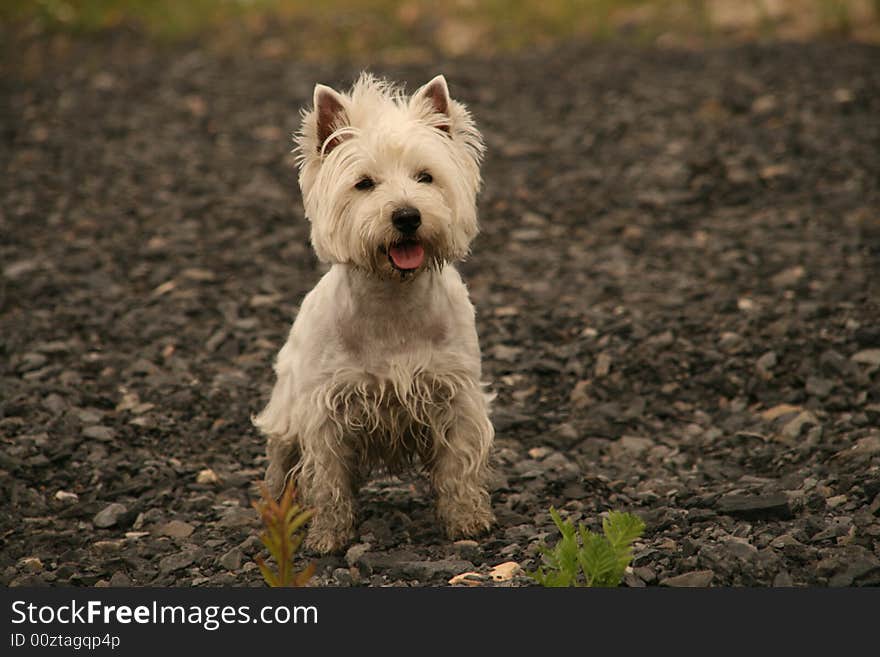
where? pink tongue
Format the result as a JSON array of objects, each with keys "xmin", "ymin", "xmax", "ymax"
[{"xmin": 389, "ymin": 242, "xmax": 425, "ymax": 270}]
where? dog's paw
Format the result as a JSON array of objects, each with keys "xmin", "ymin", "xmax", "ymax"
[
  {"xmin": 305, "ymin": 513, "xmax": 354, "ymax": 554},
  {"xmin": 440, "ymin": 496, "xmax": 494, "ymax": 539}
]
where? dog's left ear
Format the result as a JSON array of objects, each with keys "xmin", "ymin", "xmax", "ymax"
[
  {"xmin": 412, "ymin": 75, "xmax": 451, "ymax": 134},
  {"xmin": 313, "ymin": 84, "xmax": 349, "ymax": 155}
]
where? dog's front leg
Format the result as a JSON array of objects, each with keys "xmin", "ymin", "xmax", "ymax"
[
  {"xmin": 297, "ymin": 422, "xmax": 358, "ymax": 554},
  {"xmin": 431, "ymin": 385, "xmax": 495, "ymax": 539}
]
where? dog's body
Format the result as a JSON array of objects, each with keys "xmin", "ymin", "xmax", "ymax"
[{"xmin": 254, "ymin": 73, "xmax": 494, "ymax": 553}]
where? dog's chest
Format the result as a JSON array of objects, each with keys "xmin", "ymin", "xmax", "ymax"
[{"xmin": 326, "ymin": 370, "xmax": 458, "ymax": 443}]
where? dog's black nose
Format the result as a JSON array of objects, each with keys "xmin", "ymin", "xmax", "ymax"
[{"xmin": 391, "ymin": 207, "xmax": 421, "ymax": 235}]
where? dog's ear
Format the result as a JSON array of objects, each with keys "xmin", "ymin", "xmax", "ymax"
[
  {"xmin": 313, "ymin": 84, "xmax": 349, "ymax": 155},
  {"xmin": 412, "ymin": 75, "xmax": 451, "ymax": 134}
]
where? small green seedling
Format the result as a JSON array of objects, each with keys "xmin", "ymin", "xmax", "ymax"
[
  {"xmin": 252, "ymin": 483, "xmax": 315, "ymax": 587},
  {"xmin": 530, "ymin": 508, "xmax": 645, "ymax": 587}
]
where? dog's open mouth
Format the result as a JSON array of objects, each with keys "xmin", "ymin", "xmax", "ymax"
[{"xmin": 387, "ymin": 239, "xmax": 425, "ymax": 272}]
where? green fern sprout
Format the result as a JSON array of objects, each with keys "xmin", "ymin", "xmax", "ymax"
[
  {"xmin": 530, "ymin": 508, "xmax": 645, "ymax": 587},
  {"xmin": 252, "ymin": 483, "xmax": 315, "ymax": 587}
]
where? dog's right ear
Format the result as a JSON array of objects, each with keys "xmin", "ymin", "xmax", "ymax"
[{"xmin": 313, "ymin": 84, "xmax": 348, "ymax": 156}]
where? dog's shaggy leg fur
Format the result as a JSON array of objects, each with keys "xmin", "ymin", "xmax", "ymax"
[
  {"xmin": 431, "ymin": 385, "xmax": 495, "ymax": 538},
  {"xmin": 296, "ymin": 424, "xmax": 359, "ymax": 553}
]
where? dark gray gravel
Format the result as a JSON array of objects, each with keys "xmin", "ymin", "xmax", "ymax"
[{"xmin": 2, "ymin": 36, "xmax": 879, "ymax": 587}]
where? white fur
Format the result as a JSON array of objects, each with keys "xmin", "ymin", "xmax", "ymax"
[{"xmin": 254, "ymin": 73, "xmax": 494, "ymax": 553}]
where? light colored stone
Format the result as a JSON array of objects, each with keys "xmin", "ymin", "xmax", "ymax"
[
  {"xmin": 449, "ymin": 572, "xmax": 485, "ymax": 586},
  {"xmin": 158, "ymin": 550, "xmax": 197, "ymax": 574},
  {"xmin": 852, "ymin": 349, "xmax": 880, "ymax": 366},
  {"xmin": 82, "ymin": 425, "xmax": 115, "ymax": 441},
  {"xmin": 826, "ymin": 495, "xmax": 848, "ymax": 509},
  {"xmin": 196, "ymin": 469, "xmax": 220, "ymax": 484},
  {"xmin": 594, "ymin": 352, "xmax": 612, "ymax": 377},
  {"xmin": 157, "ymin": 520, "xmax": 195, "ymax": 539},
  {"xmin": 218, "ymin": 548, "xmax": 243, "ymax": 571},
  {"xmin": 781, "ymin": 411, "xmax": 820, "ymax": 439},
  {"xmin": 54, "ymin": 490, "xmax": 79, "ymax": 503},
  {"xmin": 618, "ymin": 435, "xmax": 654, "ymax": 455},
  {"xmin": 19, "ymin": 557, "xmax": 43, "ymax": 573},
  {"xmin": 93, "ymin": 503, "xmax": 127, "ymax": 528},
  {"xmin": 489, "ymin": 561, "xmax": 521, "ymax": 582},
  {"xmin": 660, "ymin": 569, "xmax": 714, "ymax": 587},
  {"xmin": 93, "ymin": 540, "xmax": 124, "ymax": 554},
  {"xmin": 760, "ymin": 404, "xmax": 802, "ymax": 422}
]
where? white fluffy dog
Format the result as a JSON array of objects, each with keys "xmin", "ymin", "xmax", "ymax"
[{"xmin": 254, "ymin": 73, "xmax": 495, "ymax": 553}]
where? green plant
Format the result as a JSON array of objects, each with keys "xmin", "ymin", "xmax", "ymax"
[
  {"xmin": 530, "ymin": 508, "xmax": 645, "ymax": 587},
  {"xmin": 252, "ymin": 483, "xmax": 315, "ymax": 587}
]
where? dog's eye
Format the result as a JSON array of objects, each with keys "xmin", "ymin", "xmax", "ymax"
[
  {"xmin": 416, "ymin": 171, "xmax": 433, "ymax": 184},
  {"xmin": 355, "ymin": 177, "xmax": 375, "ymax": 191}
]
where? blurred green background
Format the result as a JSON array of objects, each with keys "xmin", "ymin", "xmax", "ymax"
[{"xmin": 3, "ymin": 0, "xmax": 879, "ymax": 59}]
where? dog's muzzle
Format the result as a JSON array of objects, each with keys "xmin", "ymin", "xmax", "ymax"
[{"xmin": 387, "ymin": 207, "xmax": 425, "ymax": 272}]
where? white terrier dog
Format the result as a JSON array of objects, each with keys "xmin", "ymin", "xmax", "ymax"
[{"xmin": 254, "ymin": 73, "xmax": 494, "ymax": 553}]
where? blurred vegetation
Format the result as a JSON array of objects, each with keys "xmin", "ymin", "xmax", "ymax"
[{"xmin": 2, "ymin": 0, "xmax": 878, "ymax": 58}]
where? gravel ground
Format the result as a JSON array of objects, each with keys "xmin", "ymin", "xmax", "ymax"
[{"xmin": 2, "ymin": 38, "xmax": 879, "ymax": 587}]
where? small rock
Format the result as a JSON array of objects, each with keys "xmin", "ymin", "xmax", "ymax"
[
  {"xmin": 594, "ymin": 352, "xmax": 612, "ymax": 377},
  {"xmin": 718, "ymin": 332, "xmax": 746, "ymax": 353},
  {"xmin": 4, "ymin": 258, "xmax": 42, "ymax": 279},
  {"xmin": 399, "ymin": 560, "xmax": 473, "ymax": 580},
  {"xmin": 82, "ymin": 425, "xmax": 116, "ymax": 442},
  {"xmin": 217, "ymin": 506, "xmax": 255, "ymax": 528},
  {"xmin": 616, "ymin": 435, "xmax": 653, "ymax": 456},
  {"xmin": 633, "ymin": 566, "xmax": 656, "ymax": 584},
  {"xmin": 623, "ymin": 569, "xmax": 646, "ymax": 587},
  {"xmin": 770, "ymin": 534, "xmax": 803, "ymax": 550},
  {"xmin": 449, "ymin": 571, "xmax": 485, "ymax": 586},
  {"xmin": 569, "ymin": 380, "xmax": 592, "ymax": 408},
  {"xmin": 773, "ymin": 571, "xmax": 793, "ymax": 587},
  {"xmin": 196, "ymin": 469, "xmax": 220, "ymax": 485},
  {"xmin": 19, "ymin": 557, "xmax": 43, "ymax": 573},
  {"xmin": 759, "ymin": 163, "xmax": 791, "ymax": 180},
  {"xmin": 157, "ymin": 520, "xmax": 195, "ymax": 539},
  {"xmin": 345, "ymin": 543, "xmax": 371, "ymax": 568},
  {"xmin": 760, "ymin": 404, "xmax": 801, "ymax": 422},
  {"xmin": 54, "ymin": 490, "xmax": 79, "ymax": 504},
  {"xmin": 527, "ymin": 447, "xmax": 553, "ymax": 460},
  {"xmin": 110, "ymin": 571, "xmax": 132, "ymax": 587},
  {"xmin": 491, "ymin": 344, "xmax": 523, "ymax": 361},
  {"xmin": 489, "ymin": 561, "xmax": 521, "ymax": 582},
  {"xmin": 805, "ymin": 376, "xmax": 834, "ymax": 397},
  {"xmin": 723, "ymin": 538, "xmax": 757, "ymax": 559},
  {"xmin": 833, "ymin": 88, "xmax": 854, "ymax": 104},
  {"xmin": 660, "ymin": 569, "xmax": 714, "ymax": 587},
  {"xmin": 716, "ymin": 493, "xmax": 792, "ymax": 520},
  {"xmin": 218, "ymin": 548, "xmax": 242, "ymax": 571},
  {"xmin": 17, "ymin": 352, "xmax": 48, "ymax": 372},
  {"xmin": 751, "ymin": 94, "xmax": 777, "ymax": 114},
  {"xmin": 94, "ymin": 503, "xmax": 128, "ymax": 528},
  {"xmin": 43, "ymin": 393, "xmax": 67, "ymax": 415},
  {"xmin": 453, "ymin": 539, "xmax": 481, "ymax": 561},
  {"xmin": 781, "ymin": 411, "xmax": 819, "ymax": 440},
  {"xmin": 826, "ymin": 495, "xmax": 847, "ymax": 509},
  {"xmin": 836, "ymin": 435, "xmax": 880, "ymax": 459},
  {"xmin": 852, "ymin": 349, "xmax": 880, "ymax": 366},
  {"xmin": 93, "ymin": 540, "xmax": 124, "ymax": 554},
  {"xmin": 737, "ymin": 297, "xmax": 757, "ymax": 312},
  {"xmin": 332, "ymin": 568, "xmax": 354, "ymax": 586},
  {"xmin": 158, "ymin": 550, "xmax": 198, "ymax": 574},
  {"xmin": 756, "ymin": 351, "xmax": 777, "ymax": 378},
  {"xmin": 553, "ymin": 423, "xmax": 579, "ymax": 444},
  {"xmin": 771, "ymin": 265, "xmax": 805, "ymax": 288}
]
